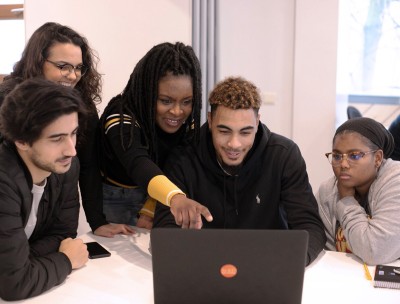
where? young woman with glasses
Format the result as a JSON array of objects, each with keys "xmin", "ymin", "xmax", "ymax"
[
  {"xmin": 98, "ymin": 42, "xmax": 212, "ymax": 230},
  {"xmin": 0, "ymin": 22, "xmax": 134, "ymax": 238},
  {"xmin": 316, "ymin": 117, "xmax": 400, "ymax": 265}
]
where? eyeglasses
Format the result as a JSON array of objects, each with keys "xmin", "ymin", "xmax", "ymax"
[
  {"xmin": 325, "ymin": 150, "xmax": 378, "ymax": 167},
  {"xmin": 45, "ymin": 59, "xmax": 88, "ymax": 77}
]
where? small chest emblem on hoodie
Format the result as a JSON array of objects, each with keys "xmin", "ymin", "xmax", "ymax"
[{"xmin": 256, "ymin": 194, "xmax": 261, "ymax": 204}]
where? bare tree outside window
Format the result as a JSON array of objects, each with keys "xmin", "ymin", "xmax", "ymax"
[{"xmin": 338, "ymin": 0, "xmax": 400, "ymax": 96}]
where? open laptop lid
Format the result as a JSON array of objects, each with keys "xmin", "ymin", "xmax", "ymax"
[{"xmin": 151, "ymin": 229, "xmax": 308, "ymax": 304}]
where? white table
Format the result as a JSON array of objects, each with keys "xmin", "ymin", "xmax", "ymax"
[
  {"xmin": 303, "ymin": 250, "xmax": 400, "ymax": 304},
  {"xmin": 2, "ymin": 228, "xmax": 399, "ymax": 304}
]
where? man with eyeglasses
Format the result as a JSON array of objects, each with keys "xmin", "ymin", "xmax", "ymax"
[
  {"xmin": 154, "ymin": 76, "xmax": 326, "ymax": 266},
  {"xmin": 317, "ymin": 117, "xmax": 400, "ymax": 265}
]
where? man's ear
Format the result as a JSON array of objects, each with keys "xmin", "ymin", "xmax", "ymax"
[{"xmin": 15, "ymin": 140, "xmax": 29, "ymax": 151}]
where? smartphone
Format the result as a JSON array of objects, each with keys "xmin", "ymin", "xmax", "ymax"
[
  {"xmin": 394, "ymin": 267, "xmax": 400, "ymax": 275},
  {"xmin": 86, "ymin": 241, "xmax": 111, "ymax": 259}
]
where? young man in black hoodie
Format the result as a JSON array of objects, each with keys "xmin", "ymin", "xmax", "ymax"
[
  {"xmin": 154, "ymin": 76, "xmax": 326, "ymax": 265},
  {"xmin": 0, "ymin": 79, "xmax": 89, "ymax": 300}
]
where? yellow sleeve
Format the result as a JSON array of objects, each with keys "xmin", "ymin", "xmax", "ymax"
[
  {"xmin": 138, "ymin": 197, "xmax": 157, "ymax": 218},
  {"xmin": 147, "ymin": 175, "xmax": 185, "ymax": 207}
]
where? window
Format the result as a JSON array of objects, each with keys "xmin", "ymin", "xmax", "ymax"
[
  {"xmin": 0, "ymin": 1, "xmax": 24, "ymax": 78},
  {"xmin": 337, "ymin": 0, "xmax": 400, "ymax": 126}
]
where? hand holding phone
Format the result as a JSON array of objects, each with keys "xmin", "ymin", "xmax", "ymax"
[{"xmin": 86, "ymin": 242, "xmax": 111, "ymax": 259}]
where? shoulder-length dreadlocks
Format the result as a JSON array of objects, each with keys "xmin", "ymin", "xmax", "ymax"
[{"xmin": 109, "ymin": 42, "xmax": 202, "ymax": 162}]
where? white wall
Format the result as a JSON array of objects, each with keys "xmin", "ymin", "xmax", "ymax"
[
  {"xmin": 218, "ymin": 0, "xmax": 295, "ymax": 139},
  {"xmin": 292, "ymin": 0, "xmax": 338, "ymax": 191},
  {"xmin": 218, "ymin": 0, "xmax": 338, "ymax": 191},
  {"xmin": 24, "ymin": 0, "xmax": 192, "ymax": 114},
  {"xmin": 24, "ymin": 0, "xmax": 338, "ymax": 193}
]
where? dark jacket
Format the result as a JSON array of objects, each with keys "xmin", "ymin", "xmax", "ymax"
[
  {"xmin": 154, "ymin": 123, "xmax": 326, "ymax": 265},
  {"xmin": 0, "ymin": 78, "xmax": 106, "ymax": 231},
  {"xmin": 0, "ymin": 142, "xmax": 80, "ymax": 301},
  {"xmin": 77, "ymin": 111, "xmax": 107, "ymax": 231},
  {"xmin": 389, "ymin": 114, "xmax": 400, "ymax": 161}
]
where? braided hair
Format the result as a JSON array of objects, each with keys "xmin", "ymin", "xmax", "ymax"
[{"xmin": 106, "ymin": 42, "xmax": 202, "ymax": 161}]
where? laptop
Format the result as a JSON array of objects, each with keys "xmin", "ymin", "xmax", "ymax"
[{"xmin": 151, "ymin": 229, "xmax": 309, "ymax": 304}]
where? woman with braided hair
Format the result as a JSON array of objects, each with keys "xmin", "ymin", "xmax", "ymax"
[
  {"xmin": 316, "ymin": 117, "xmax": 400, "ymax": 265},
  {"xmin": 99, "ymin": 42, "xmax": 212, "ymax": 229}
]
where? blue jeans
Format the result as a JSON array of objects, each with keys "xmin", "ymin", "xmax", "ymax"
[{"xmin": 103, "ymin": 183, "xmax": 148, "ymax": 226}]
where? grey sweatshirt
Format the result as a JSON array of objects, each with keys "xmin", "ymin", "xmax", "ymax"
[{"xmin": 316, "ymin": 158, "xmax": 400, "ymax": 265}]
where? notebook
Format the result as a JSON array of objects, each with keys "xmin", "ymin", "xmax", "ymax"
[
  {"xmin": 374, "ymin": 265, "xmax": 400, "ymax": 289},
  {"xmin": 151, "ymin": 229, "xmax": 309, "ymax": 304}
]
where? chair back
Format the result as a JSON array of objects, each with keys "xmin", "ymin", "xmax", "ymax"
[{"xmin": 347, "ymin": 105, "xmax": 362, "ymax": 119}]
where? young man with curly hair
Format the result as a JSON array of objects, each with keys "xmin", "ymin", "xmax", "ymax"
[{"xmin": 154, "ymin": 76, "xmax": 326, "ymax": 265}]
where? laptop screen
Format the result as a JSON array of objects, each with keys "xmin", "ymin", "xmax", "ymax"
[{"xmin": 151, "ymin": 229, "xmax": 308, "ymax": 304}]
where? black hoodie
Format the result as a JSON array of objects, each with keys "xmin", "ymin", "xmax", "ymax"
[{"xmin": 154, "ymin": 122, "xmax": 326, "ymax": 265}]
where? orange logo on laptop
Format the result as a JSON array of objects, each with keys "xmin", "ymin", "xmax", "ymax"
[{"xmin": 220, "ymin": 264, "xmax": 238, "ymax": 278}]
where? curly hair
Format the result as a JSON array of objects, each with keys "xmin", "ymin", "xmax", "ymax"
[
  {"xmin": 102, "ymin": 42, "xmax": 202, "ymax": 161},
  {"xmin": 6, "ymin": 22, "xmax": 102, "ymax": 113},
  {"xmin": 209, "ymin": 76, "xmax": 261, "ymax": 115}
]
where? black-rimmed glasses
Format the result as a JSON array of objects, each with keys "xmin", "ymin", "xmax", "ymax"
[
  {"xmin": 325, "ymin": 150, "xmax": 378, "ymax": 167},
  {"xmin": 45, "ymin": 59, "xmax": 88, "ymax": 77}
]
